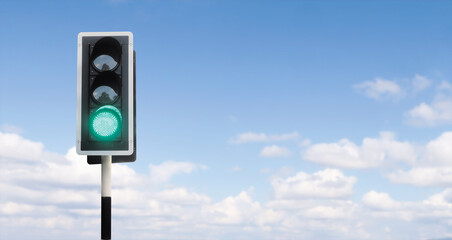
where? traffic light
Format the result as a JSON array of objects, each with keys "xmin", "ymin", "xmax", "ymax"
[{"xmin": 76, "ymin": 32, "xmax": 135, "ymax": 160}]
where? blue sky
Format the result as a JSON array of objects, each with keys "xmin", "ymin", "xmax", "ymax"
[{"xmin": 1, "ymin": 0, "xmax": 452, "ymax": 239}]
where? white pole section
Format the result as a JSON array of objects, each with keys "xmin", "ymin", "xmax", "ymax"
[
  {"xmin": 101, "ymin": 155, "xmax": 112, "ymax": 196},
  {"xmin": 101, "ymin": 155, "xmax": 112, "ymax": 240}
]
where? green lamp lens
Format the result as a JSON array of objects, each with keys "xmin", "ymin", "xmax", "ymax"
[{"xmin": 89, "ymin": 105, "xmax": 122, "ymax": 141}]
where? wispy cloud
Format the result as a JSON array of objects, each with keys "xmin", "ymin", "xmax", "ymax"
[
  {"xmin": 412, "ymin": 74, "xmax": 431, "ymax": 93},
  {"xmin": 1, "ymin": 124, "xmax": 24, "ymax": 134},
  {"xmin": 149, "ymin": 161, "xmax": 206, "ymax": 183},
  {"xmin": 260, "ymin": 145, "xmax": 291, "ymax": 158},
  {"xmin": 354, "ymin": 74, "xmax": 432, "ymax": 100},
  {"xmin": 354, "ymin": 78, "xmax": 404, "ymax": 100},
  {"xmin": 437, "ymin": 80, "xmax": 452, "ymax": 91},
  {"xmin": 228, "ymin": 115, "xmax": 238, "ymax": 123},
  {"xmin": 228, "ymin": 166, "xmax": 243, "ymax": 172}
]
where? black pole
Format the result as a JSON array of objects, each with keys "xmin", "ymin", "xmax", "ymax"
[{"xmin": 101, "ymin": 197, "xmax": 111, "ymax": 239}]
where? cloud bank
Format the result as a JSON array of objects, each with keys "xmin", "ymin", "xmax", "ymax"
[{"xmin": 1, "ymin": 131, "xmax": 451, "ymax": 239}]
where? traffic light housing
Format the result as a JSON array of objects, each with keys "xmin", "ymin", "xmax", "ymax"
[{"xmin": 77, "ymin": 32, "xmax": 135, "ymax": 160}]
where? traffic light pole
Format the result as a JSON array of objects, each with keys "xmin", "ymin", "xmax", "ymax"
[
  {"xmin": 77, "ymin": 32, "xmax": 135, "ymax": 240},
  {"xmin": 101, "ymin": 155, "xmax": 112, "ymax": 240}
]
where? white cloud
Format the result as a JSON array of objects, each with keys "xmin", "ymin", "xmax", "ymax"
[
  {"xmin": 362, "ymin": 191, "xmax": 402, "ymax": 210},
  {"xmin": 303, "ymin": 204, "xmax": 356, "ymax": 219},
  {"xmin": 407, "ymin": 102, "xmax": 439, "ymax": 125},
  {"xmin": 0, "ymin": 132, "xmax": 44, "ymax": 161},
  {"xmin": 303, "ymin": 132, "xmax": 417, "ymax": 169},
  {"xmin": 271, "ymin": 169, "xmax": 357, "ymax": 199},
  {"xmin": 202, "ymin": 190, "xmax": 261, "ymax": 225},
  {"xmin": 407, "ymin": 96, "xmax": 452, "ymax": 126},
  {"xmin": 155, "ymin": 188, "xmax": 211, "ymax": 206},
  {"xmin": 424, "ymin": 131, "xmax": 452, "ymax": 166},
  {"xmin": 0, "ymin": 146, "xmax": 142, "ymax": 192},
  {"xmin": 424, "ymin": 188, "xmax": 452, "ymax": 206},
  {"xmin": 403, "ymin": 75, "xmax": 452, "ymax": 126},
  {"xmin": 264, "ymin": 198, "xmax": 362, "ymax": 236},
  {"xmin": 387, "ymin": 167, "xmax": 452, "ymax": 187},
  {"xmin": 354, "ymin": 78, "xmax": 404, "ymax": 100},
  {"xmin": 360, "ymin": 189, "xmax": 452, "ymax": 223},
  {"xmin": 229, "ymin": 132, "xmax": 299, "ymax": 144},
  {"xmin": 384, "ymin": 131, "xmax": 452, "ymax": 187},
  {"xmin": 303, "ymin": 131, "xmax": 452, "ymax": 187},
  {"xmin": 260, "ymin": 145, "xmax": 291, "ymax": 158},
  {"xmin": 0, "ymin": 202, "xmax": 36, "ymax": 215},
  {"xmin": 148, "ymin": 161, "xmax": 201, "ymax": 183}
]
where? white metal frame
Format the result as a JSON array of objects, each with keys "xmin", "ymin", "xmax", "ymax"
[{"xmin": 76, "ymin": 32, "xmax": 134, "ymax": 156}]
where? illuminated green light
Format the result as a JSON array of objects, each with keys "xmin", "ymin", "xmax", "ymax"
[{"xmin": 89, "ymin": 105, "xmax": 122, "ymax": 141}]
